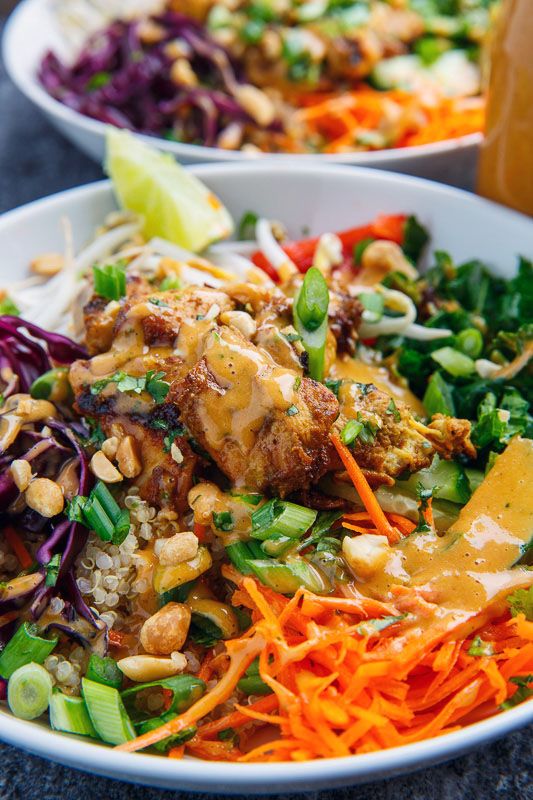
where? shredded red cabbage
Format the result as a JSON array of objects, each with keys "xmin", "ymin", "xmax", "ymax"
[{"xmin": 38, "ymin": 12, "xmax": 280, "ymax": 147}]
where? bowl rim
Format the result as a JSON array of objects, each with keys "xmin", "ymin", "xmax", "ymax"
[
  {"xmin": 0, "ymin": 168, "xmax": 531, "ymax": 790},
  {"xmin": 2, "ymin": 0, "xmax": 483, "ymax": 166}
]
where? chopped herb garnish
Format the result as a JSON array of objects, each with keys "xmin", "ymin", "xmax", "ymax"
[
  {"xmin": 507, "ymin": 586, "xmax": 533, "ymax": 621},
  {"xmin": 324, "ymin": 378, "xmax": 342, "ymax": 397},
  {"xmin": 386, "ymin": 398, "xmax": 401, "ymax": 422},
  {"xmin": 86, "ymin": 71, "xmax": 111, "ymax": 91},
  {"xmin": 413, "ymin": 484, "xmax": 433, "ymax": 534},
  {"xmin": 500, "ymin": 675, "xmax": 533, "ymax": 710},
  {"xmin": 467, "ymin": 636, "xmax": 494, "ymax": 657},
  {"xmin": 213, "ymin": 511, "xmax": 234, "ymax": 532},
  {"xmin": 286, "ymin": 404, "xmax": 299, "ymax": 416},
  {"xmin": 282, "ymin": 331, "xmax": 303, "ymax": 344},
  {"xmin": 44, "ymin": 554, "xmax": 61, "ymax": 587},
  {"xmin": 148, "ymin": 297, "xmax": 170, "ymax": 307},
  {"xmin": 218, "ymin": 727, "xmax": 239, "ymax": 743},
  {"xmin": 91, "ymin": 370, "xmax": 169, "ymax": 404}
]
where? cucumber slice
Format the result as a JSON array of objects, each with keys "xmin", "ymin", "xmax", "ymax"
[{"xmin": 398, "ymin": 456, "xmax": 471, "ymax": 505}]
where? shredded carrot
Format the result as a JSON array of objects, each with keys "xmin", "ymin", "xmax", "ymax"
[
  {"xmin": 4, "ymin": 526, "xmax": 33, "ymax": 569},
  {"xmin": 330, "ymin": 434, "xmax": 400, "ymax": 544},
  {"xmin": 167, "ymin": 745, "xmax": 185, "ymax": 759},
  {"xmin": 196, "ymin": 695, "xmax": 280, "ymax": 740}
]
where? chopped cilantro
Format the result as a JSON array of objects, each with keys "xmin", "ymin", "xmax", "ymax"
[
  {"xmin": 467, "ymin": 635, "xmax": 494, "ymax": 657},
  {"xmin": 213, "ymin": 511, "xmax": 234, "ymax": 532},
  {"xmin": 413, "ymin": 484, "xmax": 433, "ymax": 533},
  {"xmin": 507, "ymin": 586, "xmax": 533, "ymax": 621},
  {"xmin": 324, "ymin": 378, "xmax": 342, "ymax": 397},
  {"xmin": 148, "ymin": 297, "xmax": 170, "ymax": 307},
  {"xmin": 282, "ymin": 331, "xmax": 303, "ymax": 344},
  {"xmin": 386, "ymin": 398, "xmax": 401, "ymax": 422},
  {"xmin": 91, "ymin": 370, "xmax": 169, "ymax": 404},
  {"xmin": 500, "ymin": 675, "xmax": 533, "ymax": 710}
]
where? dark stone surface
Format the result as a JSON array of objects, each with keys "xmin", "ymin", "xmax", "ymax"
[{"xmin": 0, "ymin": 13, "xmax": 532, "ymax": 800}]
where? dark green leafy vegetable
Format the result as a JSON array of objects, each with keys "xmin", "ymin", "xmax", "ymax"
[
  {"xmin": 500, "ymin": 675, "xmax": 533, "ymax": 710},
  {"xmin": 402, "ymin": 216, "xmax": 429, "ymax": 262}
]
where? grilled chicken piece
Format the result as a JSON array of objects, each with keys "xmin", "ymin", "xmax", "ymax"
[
  {"xmin": 170, "ymin": 325, "xmax": 339, "ymax": 496},
  {"xmin": 332, "ymin": 381, "xmax": 474, "ymax": 487},
  {"xmin": 334, "ymin": 381, "xmax": 434, "ymax": 486},
  {"xmin": 84, "ymin": 275, "xmax": 152, "ymax": 355}
]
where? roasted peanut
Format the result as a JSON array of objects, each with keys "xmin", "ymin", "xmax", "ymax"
[
  {"xmin": 10, "ymin": 459, "xmax": 32, "ymax": 491},
  {"xmin": 233, "ymin": 84, "xmax": 276, "ymax": 127},
  {"xmin": 90, "ymin": 451, "xmax": 123, "ymax": 483},
  {"xmin": 25, "ymin": 478, "xmax": 64, "ymax": 518},
  {"xmin": 30, "ymin": 253, "xmax": 65, "ymax": 277},
  {"xmin": 159, "ymin": 532, "xmax": 199, "ymax": 567},
  {"xmin": 220, "ymin": 310, "xmax": 257, "ymax": 338},
  {"xmin": 170, "ymin": 58, "xmax": 198, "ymax": 87},
  {"xmin": 116, "ymin": 435, "xmax": 142, "ymax": 478},
  {"xmin": 361, "ymin": 240, "xmax": 419, "ymax": 282},
  {"xmin": 140, "ymin": 602, "xmax": 192, "ymax": 655},
  {"xmin": 117, "ymin": 654, "xmax": 185, "ymax": 682},
  {"xmin": 101, "ymin": 436, "xmax": 119, "ymax": 460}
]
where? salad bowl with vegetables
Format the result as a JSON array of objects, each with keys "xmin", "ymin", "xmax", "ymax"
[
  {"xmin": 0, "ymin": 142, "xmax": 531, "ymax": 791},
  {"xmin": 4, "ymin": 0, "xmax": 487, "ymax": 184}
]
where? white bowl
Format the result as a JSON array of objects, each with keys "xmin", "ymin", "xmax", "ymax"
[
  {"xmin": 0, "ymin": 163, "xmax": 531, "ymax": 791},
  {"xmin": 3, "ymin": 0, "xmax": 482, "ymax": 187}
]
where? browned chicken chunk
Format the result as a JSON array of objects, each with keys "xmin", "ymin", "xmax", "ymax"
[{"xmin": 170, "ymin": 325, "xmax": 339, "ymax": 496}]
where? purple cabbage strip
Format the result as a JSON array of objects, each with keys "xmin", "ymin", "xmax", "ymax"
[{"xmin": 37, "ymin": 12, "xmax": 277, "ymax": 145}]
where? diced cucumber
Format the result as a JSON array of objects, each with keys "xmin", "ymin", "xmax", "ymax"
[
  {"xmin": 370, "ymin": 55, "xmax": 424, "ymax": 90},
  {"xmin": 398, "ymin": 456, "xmax": 471, "ymax": 505}
]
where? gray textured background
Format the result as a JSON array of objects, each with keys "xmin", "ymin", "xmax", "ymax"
[{"xmin": 0, "ymin": 13, "xmax": 532, "ymax": 800}]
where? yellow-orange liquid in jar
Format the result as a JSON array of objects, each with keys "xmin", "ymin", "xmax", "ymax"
[{"xmin": 477, "ymin": 0, "xmax": 533, "ymax": 216}]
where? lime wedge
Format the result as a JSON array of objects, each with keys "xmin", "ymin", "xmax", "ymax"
[{"xmin": 105, "ymin": 128, "xmax": 234, "ymax": 252}]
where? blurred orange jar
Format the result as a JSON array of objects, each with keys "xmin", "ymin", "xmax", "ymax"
[{"xmin": 477, "ymin": 0, "xmax": 533, "ymax": 216}]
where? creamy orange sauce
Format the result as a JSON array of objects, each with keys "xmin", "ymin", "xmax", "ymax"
[
  {"xmin": 331, "ymin": 355, "xmax": 426, "ymax": 416},
  {"xmin": 361, "ymin": 437, "xmax": 533, "ymax": 616},
  {"xmin": 188, "ymin": 481, "xmax": 253, "ymax": 539},
  {"xmin": 199, "ymin": 327, "xmax": 299, "ymax": 452}
]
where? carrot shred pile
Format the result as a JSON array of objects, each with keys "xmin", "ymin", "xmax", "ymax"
[
  {"xmin": 291, "ymin": 88, "xmax": 484, "ymax": 155},
  {"xmin": 116, "ymin": 573, "xmax": 532, "ymax": 760}
]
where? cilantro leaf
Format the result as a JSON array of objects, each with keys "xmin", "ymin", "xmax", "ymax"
[
  {"xmin": 500, "ymin": 674, "xmax": 533, "ymax": 710},
  {"xmin": 507, "ymin": 586, "xmax": 533, "ymax": 621},
  {"xmin": 44, "ymin": 554, "xmax": 61, "ymax": 587},
  {"xmin": 356, "ymin": 614, "xmax": 407, "ymax": 637},
  {"xmin": 467, "ymin": 635, "xmax": 494, "ymax": 657},
  {"xmin": 213, "ymin": 511, "xmax": 234, "ymax": 531}
]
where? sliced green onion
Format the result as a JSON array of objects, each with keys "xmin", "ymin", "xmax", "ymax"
[
  {"xmin": 82, "ymin": 496, "xmax": 115, "ymax": 542},
  {"xmin": 340, "ymin": 419, "xmax": 364, "ymax": 446},
  {"xmin": 431, "ymin": 346, "xmax": 475, "ymax": 377},
  {"xmin": 0, "ymin": 296, "xmax": 20, "ymax": 316},
  {"xmin": 81, "ymin": 678, "xmax": 135, "ymax": 745},
  {"xmin": 423, "ymin": 371, "xmax": 455, "ymax": 416},
  {"xmin": 225, "ymin": 541, "xmax": 259, "ymax": 574},
  {"xmin": 238, "ymin": 210, "xmax": 259, "ymax": 240},
  {"xmin": 358, "ymin": 292, "xmax": 384, "ymax": 322},
  {"xmin": 456, "ymin": 327, "xmax": 483, "ymax": 359},
  {"xmin": 91, "ymin": 481, "xmax": 121, "ymax": 523},
  {"xmin": 212, "ymin": 511, "xmax": 234, "ymax": 531},
  {"xmin": 30, "ymin": 367, "xmax": 71, "ymax": 402},
  {"xmin": 0, "ymin": 622, "xmax": 58, "ymax": 679},
  {"xmin": 50, "ymin": 692, "xmax": 97, "ymax": 737},
  {"xmin": 8, "ymin": 663, "xmax": 53, "ymax": 720},
  {"xmin": 248, "ymin": 557, "xmax": 330, "ymax": 595},
  {"xmin": 121, "ymin": 675, "xmax": 205, "ymax": 721},
  {"xmin": 251, "ymin": 499, "xmax": 317, "ymax": 541},
  {"xmin": 92, "ymin": 262, "xmax": 127, "ymax": 301},
  {"xmin": 86, "ymin": 654, "xmax": 123, "ymax": 689},
  {"xmin": 260, "ymin": 533, "xmax": 294, "ymax": 557},
  {"xmin": 295, "ymin": 314, "xmax": 328, "ymax": 382},
  {"xmin": 295, "ymin": 267, "xmax": 329, "ymax": 332}
]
